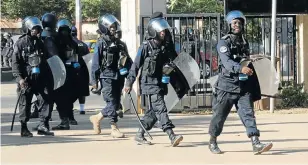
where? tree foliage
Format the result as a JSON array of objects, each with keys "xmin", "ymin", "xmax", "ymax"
[
  {"xmin": 68, "ymin": 0, "xmax": 121, "ymax": 21},
  {"xmin": 1, "ymin": 0, "xmax": 72, "ymax": 20},
  {"xmin": 168, "ymin": 0, "xmax": 224, "ymax": 14},
  {"xmin": 1, "ymin": 0, "xmax": 222, "ymax": 21},
  {"xmin": 1, "ymin": 0, "xmax": 121, "ymax": 21}
]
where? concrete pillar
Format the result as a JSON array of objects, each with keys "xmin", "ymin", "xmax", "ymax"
[
  {"xmin": 121, "ymin": 0, "xmax": 167, "ymax": 113},
  {"xmin": 296, "ymin": 15, "xmax": 308, "ymax": 90},
  {"xmin": 75, "ymin": 0, "xmax": 82, "ymax": 40},
  {"xmin": 262, "ymin": 18, "xmax": 271, "ymax": 56}
]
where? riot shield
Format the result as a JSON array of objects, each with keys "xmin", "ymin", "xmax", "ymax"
[
  {"xmin": 47, "ymin": 56, "xmax": 66, "ymax": 90},
  {"xmin": 251, "ymin": 56, "xmax": 279, "ymax": 97},
  {"xmin": 165, "ymin": 52, "xmax": 200, "ymax": 112},
  {"xmin": 122, "ymin": 52, "xmax": 200, "ymax": 113},
  {"xmin": 82, "ymin": 53, "xmax": 94, "ymax": 80},
  {"xmin": 209, "ymin": 55, "xmax": 279, "ymax": 97}
]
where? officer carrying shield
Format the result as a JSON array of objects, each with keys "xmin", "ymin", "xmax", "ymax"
[
  {"xmin": 89, "ymin": 14, "xmax": 132, "ymax": 138},
  {"xmin": 124, "ymin": 17, "xmax": 183, "ymax": 146},
  {"xmin": 51, "ymin": 19, "xmax": 85, "ymax": 130},
  {"xmin": 11, "ymin": 16, "xmax": 54, "ymax": 137},
  {"xmin": 71, "ymin": 26, "xmax": 89, "ymax": 115},
  {"xmin": 32, "ymin": 12, "xmax": 63, "ymax": 131},
  {"xmin": 208, "ymin": 10, "xmax": 273, "ymax": 154}
]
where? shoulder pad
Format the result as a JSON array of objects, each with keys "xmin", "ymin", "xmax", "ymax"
[{"xmin": 221, "ymin": 34, "xmax": 230, "ymax": 40}]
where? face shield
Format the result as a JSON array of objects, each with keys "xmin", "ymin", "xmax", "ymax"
[
  {"xmin": 56, "ymin": 19, "xmax": 73, "ymax": 33},
  {"xmin": 147, "ymin": 18, "xmax": 172, "ymax": 40},
  {"xmin": 150, "ymin": 18, "xmax": 171, "ymax": 33},
  {"xmin": 24, "ymin": 17, "xmax": 43, "ymax": 36},
  {"xmin": 98, "ymin": 14, "xmax": 121, "ymax": 35}
]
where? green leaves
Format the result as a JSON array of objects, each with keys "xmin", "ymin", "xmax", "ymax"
[
  {"xmin": 167, "ymin": 0, "xmax": 223, "ymax": 14},
  {"xmin": 1, "ymin": 0, "xmax": 120, "ymax": 21},
  {"xmin": 1, "ymin": 0, "xmax": 222, "ymax": 21},
  {"xmin": 2, "ymin": 0, "xmax": 71, "ymax": 19},
  {"xmin": 277, "ymin": 83, "xmax": 308, "ymax": 109}
]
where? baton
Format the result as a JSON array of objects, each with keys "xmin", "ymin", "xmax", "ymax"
[
  {"xmin": 128, "ymin": 93, "xmax": 153, "ymax": 140},
  {"xmin": 11, "ymin": 86, "xmax": 28, "ymax": 132},
  {"xmin": 261, "ymin": 94, "xmax": 284, "ymax": 99}
]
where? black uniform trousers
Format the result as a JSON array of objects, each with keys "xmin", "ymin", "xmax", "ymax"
[
  {"xmin": 208, "ymin": 89, "xmax": 260, "ymax": 138},
  {"xmin": 101, "ymin": 78, "xmax": 124, "ymax": 124},
  {"xmin": 18, "ymin": 82, "xmax": 51, "ymax": 123},
  {"xmin": 141, "ymin": 93, "xmax": 175, "ymax": 132},
  {"xmin": 53, "ymin": 66, "xmax": 77, "ymax": 119}
]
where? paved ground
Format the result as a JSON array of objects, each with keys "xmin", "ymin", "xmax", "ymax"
[{"xmin": 1, "ymin": 82, "xmax": 308, "ymax": 164}]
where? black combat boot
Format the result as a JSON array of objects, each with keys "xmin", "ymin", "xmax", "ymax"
[
  {"xmin": 69, "ymin": 118, "xmax": 78, "ymax": 125},
  {"xmin": 251, "ymin": 136, "xmax": 273, "ymax": 155},
  {"xmin": 69, "ymin": 110, "xmax": 78, "ymax": 125},
  {"xmin": 32, "ymin": 124, "xmax": 40, "ymax": 131},
  {"xmin": 134, "ymin": 128, "xmax": 152, "ymax": 145},
  {"xmin": 165, "ymin": 129, "xmax": 183, "ymax": 147},
  {"xmin": 116, "ymin": 110, "xmax": 124, "ymax": 118},
  {"xmin": 116, "ymin": 103, "xmax": 124, "ymax": 118},
  {"xmin": 209, "ymin": 136, "xmax": 222, "ymax": 154},
  {"xmin": 33, "ymin": 119, "xmax": 50, "ymax": 131},
  {"xmin": 37, "ymin": 121, "xmax": 54, "ymax": 136},
  {"xmin": 52, "ymin": 118, "xmax": 70, "ymax": 130},
  {"xmin": 20, "ymin": 122, "xmax": 33, "ymax": 137}
]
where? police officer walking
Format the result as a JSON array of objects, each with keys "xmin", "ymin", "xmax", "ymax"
[
  {"xmin": 1, "ymin": 32, "xmax": 14, "ymax": 67},
  {"xmin": 90, "ymin": 14, "xmax": 132, "ymax": 138},
  {"xmin": 124, "ymin": 16, "xmax": 183, "ymax": 147},
  {"xmin": 208, "ymin": 10, "xmax": 273, "ymax": 154},
  {"xmin": 32, "ymin": 12, "xmax": 61, "ymax": 131},
  {"xmin": 71, "ymin": 26, "xmax": 90, "ymax": 115},
  {"xmin": 51, "ymin": 19, "xmax": 88, "ymax": 130},
  {"xmin": 11, "ymin": 16, "xmax": 54, "ymax": 137}
]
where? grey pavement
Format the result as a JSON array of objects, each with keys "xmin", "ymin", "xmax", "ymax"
[{"xmin": 1, "ymin": 82, "xmax": 308, "ymax": 164}]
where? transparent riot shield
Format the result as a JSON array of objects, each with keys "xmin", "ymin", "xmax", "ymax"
[{"xmin": 47, "ymin": 56, "xmax": 66, "ymax": 90}]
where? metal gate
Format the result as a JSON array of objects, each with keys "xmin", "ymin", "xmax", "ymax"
[{"xmin": 139, "ymin": 13, "xmax": 297, "ymax": 111}]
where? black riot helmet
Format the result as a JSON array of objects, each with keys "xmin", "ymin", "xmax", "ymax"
[
  {"xmin": 97, "ymin": 14, "xmax": 121, "ymax": 35},
  {"xmin": 41, "ymin": 13, "xmax": 58, "ymax": 31},
  {"xmin": 22, "ymin": 16, "xmax": 43, "ymax": 34},
  {"xmin": 56, "ymin": 19, "xmax": 73, "ymax": 33},
  {"xmin": 147, "ymin": 17, "xmax": 171, "ymax": 40}
]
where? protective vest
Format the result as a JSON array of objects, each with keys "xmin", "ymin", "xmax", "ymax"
[
  {"xmin": 21, "ymin": 38, "xmax": 42, "ymax": 75},
  {"xmin": 99, "ymin": 38, "xmax": 128, "ymax": 75},
  {"xmin": 141, "ymin": 40, "xmax": 162, "ymax": 77}
]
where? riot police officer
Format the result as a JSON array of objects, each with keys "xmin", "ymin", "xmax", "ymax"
[
  {"xmin": 11, "ymin": 16, "xmax": 54, "ymax": 137},
  {"xmin": 71, "ymin": 26, "xmax": 89, "ymax": 115},
  {"xmin": 1, "ymin": 33, "xmax": 7, "ymax": 67},
  {"xmin": 124, "ymin": 17, "xmax": 183, "ymax": 147},
  {"xmin": 90, "ymin": 14, "xmax": 132, "ymax": 138},
  {"xmin": 208, "ymin": 10, "xmax": 273, "ymax": 154},
  {"xmin": 2, "ymin": 32, "xmax": 14, "ymax": 67},
  {"xmin": 51, "ymin": 19, "xmax": 89, "ymax": 130},
  {"xmin": 32, "ymin": 12, "xmax": 61, "ymax": 131},
  {"xmin": 41, "ymin": 13, "xmax": 58, "ymax": 41},
  {"xmin": 40, "ymin": 12, "xmax": 59, "ymax": 121}
]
